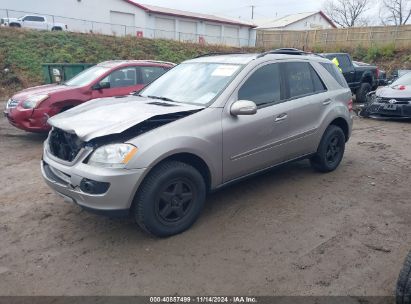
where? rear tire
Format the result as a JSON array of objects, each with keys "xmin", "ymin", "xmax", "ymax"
[
  {"xmin": 397, "ymin": 251, "xmax": 411, "ymax": 304},
  {"xmin": 133, "ymin": 161, "xmax": 206, "ymax": 237},
  {"xmin": 356, "ymin": 82, "xmax": 372, "ymax": 103},
  {"xmin": 310, "ymin": 125, "xmax": 345, "ymax": 173},
  {"xmin": 51, "ymin": 27, "xmax": 62, "ymax": 31}
]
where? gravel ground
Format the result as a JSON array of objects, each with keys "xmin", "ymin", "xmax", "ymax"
[{"xmin": 0, "ymin": 111, "xmax": 410, "ymax": 296}]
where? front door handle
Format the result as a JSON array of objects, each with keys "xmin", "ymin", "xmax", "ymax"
[
  {"xmin": 275, "ymin": 113, "xmax": 288, "ymax": 122},
  {"xmin": 323, "ymin": 99, "xmax": 332, "ymax": 105}
]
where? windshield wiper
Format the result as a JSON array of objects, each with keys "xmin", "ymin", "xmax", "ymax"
[{"xmin": 147, "ymin": 95, "xmax": 177, "ymax": 103}]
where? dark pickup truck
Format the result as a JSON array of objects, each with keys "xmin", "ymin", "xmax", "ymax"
[{"xmin": 322, "ymin": 53, "xmax": 379, "ymax": 103}]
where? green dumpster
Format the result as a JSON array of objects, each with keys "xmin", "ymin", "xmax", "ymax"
[{"xmin": 42, "ymin": 63, "xmax": 95, "ymax": 84}]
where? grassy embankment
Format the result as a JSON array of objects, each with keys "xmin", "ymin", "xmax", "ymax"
[
  {"xmin": 0, "ymin": 27, "xmax": 259, "ymax": 97},
  {"xmin": 1, "ymin": 27, "xmax": 410, "ymax": 97}
]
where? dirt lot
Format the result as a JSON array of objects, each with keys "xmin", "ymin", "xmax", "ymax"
[{"xmin": 0, "ymin": 109, "xmax": 410, "ymax": 296}]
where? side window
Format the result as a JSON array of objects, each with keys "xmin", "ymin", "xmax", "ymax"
[
  {"xmin": 100, "ymin": 67, "xmax": 137, "ymax": 88},
  {"xmin": 283, "ymin": 62, "xmax": 315, "ymax": 98},
  {"xmin": 311, "ymin": 65, "xmax": 327, "ymax": 92},
  {"xmin": 139, "ymin": 66, "xmax": 167, "ymax": 85},
  {"xmin": 24, "ymin": 16, "xmax": 44, "ymax": 22},
  {"xmin": 336, "ymin": 55, "xmax": 351, "ymax": 70},
  {"xmin": 238, "ymin": 63, "xmax": 281, "ymax": 106},
  {"xmin": 319, "ymin": 62, "xmax": 349, "ymax": 88}
]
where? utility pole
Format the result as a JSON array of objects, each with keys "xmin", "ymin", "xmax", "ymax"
[{"xmin": 250, "ymin": 5, "xmax": 255, "ymax": 20}]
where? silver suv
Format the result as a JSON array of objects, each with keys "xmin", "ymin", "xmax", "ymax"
[{"xmin": 41, "ymin": 49, "xmax": 353, "ymax": 237}]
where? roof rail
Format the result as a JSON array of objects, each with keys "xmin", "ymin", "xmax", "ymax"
[
  {"xmin": 257, "ymin": 48, "xmax": 311, "ymax": 58},
  {"xmin": 194, "ymin": 52, "xmax": 246, "ymax": 58}
]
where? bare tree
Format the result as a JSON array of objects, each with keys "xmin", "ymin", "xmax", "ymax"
[
  {"xmin": 323, "ymin": 0, "xmax": 371, "ymax": 27},
  {"xmin": 380, "ymin": 0, "xmax": 411, "ymax": 25}
]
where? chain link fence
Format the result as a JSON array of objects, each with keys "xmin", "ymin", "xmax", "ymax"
[{"xmin": 0, "ymin": 8, "xmax": 254, "ymax": 47}]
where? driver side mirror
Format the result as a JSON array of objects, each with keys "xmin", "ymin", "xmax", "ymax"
[
  {"xmin": 92, "ymin": 81, "xmax": 110, "ymax": 90},
  {"xmin": 230, "ymin": 100, "xmax": 257, "ymax": 116}
]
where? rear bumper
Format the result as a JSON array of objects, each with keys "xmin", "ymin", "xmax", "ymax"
[{"xmin": 41, "ymin": 146, "xmax": 147, "ymax": 215}]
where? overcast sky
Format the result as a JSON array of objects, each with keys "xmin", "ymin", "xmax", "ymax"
[{"xmin": 141, "ymin": 0, "xmax": 325, "ymax": 21}]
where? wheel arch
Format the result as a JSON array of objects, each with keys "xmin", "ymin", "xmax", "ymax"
[
  {"xmin": 149, "ymin": 152, "xmax": 212, "ymax": 192},
  {"xmin": 329, "ymin": 117, "xmax": 349, "ymax": 142},
  {"xmin": 361, "ymin": 73, "xmax": 373, "ymax": 85}
]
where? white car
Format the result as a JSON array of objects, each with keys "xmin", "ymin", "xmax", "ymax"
[{"xmin": 1, "ymin": 15, "xmax": 67, "ymax": 31}]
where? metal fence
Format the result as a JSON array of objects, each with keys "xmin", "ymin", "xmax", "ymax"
[
  {"xmin": 0, "ymin": 8, "xmax": 255, "ymax": 47},
  {"xmin": 257, "ymin": 25, "xmax": 411, "ymax": 50}
]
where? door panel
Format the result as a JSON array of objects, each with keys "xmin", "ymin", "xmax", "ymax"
[
  {"xmin": 222, "ymin": 103, "xmax": 292, "ymax": 182},
  {"xmin": 222, "ymin": 62, "xmax": 285, "ymax": 182},
  {"xmin": 222, "ymin": 61, "xmax": 325, "ymax": 182},
  {"xmin": 337, "ymin": 54, "xmax": 355, "ymax": 85}
]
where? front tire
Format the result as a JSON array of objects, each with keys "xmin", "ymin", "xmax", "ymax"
[
  {"xmin": 356, "ymin": 82, "xmax": 372, "ymax": 103},
  {"xmin": 397, "ymin": 251, "xmax": 411, "ymax": 304},
  {"xmin": 310, "ymin": 125, "xmax": 345, "ymax": 173},
  {"xmin": 133, "ymin": 161, "xmax": 206, "ymax": 237}
]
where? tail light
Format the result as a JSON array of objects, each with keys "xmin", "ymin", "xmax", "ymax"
[
  {"xmin": 376, "ymin": 68, "xmax": 380, "ymax": 78},
  {"xmin": 65, "ymin": 24, "xmax": 68, "ymax": 29},
  {"xmin": 348, "ymin": 99, "xmax": 353, "ymax": 112}
]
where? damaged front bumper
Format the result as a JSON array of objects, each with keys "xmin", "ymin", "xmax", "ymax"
[
  {"xmin": 360, "ymin": 94, "xmax": 411, "ymax": 118},
  {"xmin": 41, "ymin": 142, "xmax": 147, "ymax": 217}
]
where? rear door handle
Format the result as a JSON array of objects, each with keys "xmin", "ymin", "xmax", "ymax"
[
  {"xmin": 275, "ymin": 113, "xmax": 288, "ymax": 122},
  {"xmin": 323, "ymin": 99, "xmax": 332, "ymax": 105}
]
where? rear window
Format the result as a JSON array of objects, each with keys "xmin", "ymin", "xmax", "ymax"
[
  {"xmin": 283, "ymin": 62, "xmax": 326, "ymax": 99},
  {"xmin": 320, "ymin": 62, "xmax": 349, "ymax": 88}
]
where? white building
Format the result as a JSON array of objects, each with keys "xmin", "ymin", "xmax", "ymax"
[
  {"xmin": 256, "ymin": 11, "xmax": 336, "ymax": 31},
  {"xmin": 0, "ymin": 0, "xmax": 257, "ymax": 46}
]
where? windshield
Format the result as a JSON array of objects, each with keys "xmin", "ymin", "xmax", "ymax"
[
  {"xmin": 64, "ymin": 66, "xmax": 110, "ymax": 86},
  {"xmin": 392, "ymin": 72, "xmax": 411, "ymax": 86},
  {"xmin": 140, "ymin": 62, "xmax": 242, "ymax": 106}
]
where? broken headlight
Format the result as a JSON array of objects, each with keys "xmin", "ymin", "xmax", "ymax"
[
  {"xmin": 88, "ymin": 144, "xmax": 138, "ymax": 168},
  {"xmin": 22, "ymin": 94, "xmax": 49, "ymax": 109}
]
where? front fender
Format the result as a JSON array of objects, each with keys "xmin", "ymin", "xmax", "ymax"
[{"xmin": 126, "ymin": 136, "xmax": 221, "ymax": 188}]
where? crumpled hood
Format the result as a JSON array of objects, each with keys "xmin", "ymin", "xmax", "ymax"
[
  {"xmin": 12, "ymin": 84, "xmax": 76, "ymax": 101},
  {"xmin": 376, "ymin": 86, "xmax": 411, "ymax": 99},
  {"xmin": 48, "ymin": 95, "xmax": 204, "ymax": 141}
]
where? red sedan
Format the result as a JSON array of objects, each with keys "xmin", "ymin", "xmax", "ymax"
[{"xmin": 4, "ymin": 60, "xmax": 175, "ymax": 132}]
